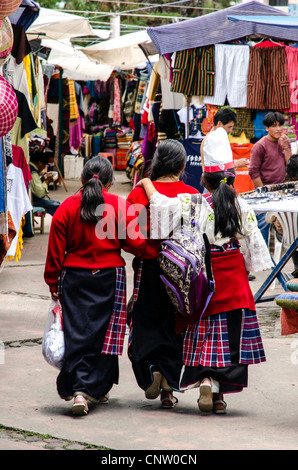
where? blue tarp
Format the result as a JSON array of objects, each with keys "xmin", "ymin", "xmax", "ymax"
[
  {"xmin": 147, "ymin": 1, "xmax": 295, "ymax": 55},
  {"xmin": 228, "ymin": 15, "xmax": 298, "ymax": 27}
]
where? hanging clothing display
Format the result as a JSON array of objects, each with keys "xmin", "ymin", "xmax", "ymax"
[
  {"xmin": 6, "ymin": 163, "xmax": 32, "ymax": 258},
  {"xmin": 12, "ymin": 144, "xmax": 31, "ymax": 185},
  {"xmin": 171, "ymin": 46, "xmax": 215, "ymax": 98},
  {"xmin": 230, "ymin": 142, "xmax": 255, "ymax": 194},
  {"xmin": 0, "ymin": 210, "xmax": 16, "ymax": 266},
  {"xmin": 285, "ymin": 46, "xmax": 298, "ymax": 113},
  {"xmin": 10, "ymin": 88, "xmax": 37, "ymax": 162},
  {"xmin": 156, "ymin": 57, "xmax": 185, "ymax": 110},
  {"xmin": 182, "ymin": 137, "xmax": 204, "ymax": 193},
  {"xmin": 205, "ymin": 44, "xmax": 250, "ymax": 108},
  {"xmin": 231, "ymin": 109, "xmax": 255, "ymax": 140},
  {"xmin": 246, "ymin": 46, "xmax": 290, "ymax": 110}
]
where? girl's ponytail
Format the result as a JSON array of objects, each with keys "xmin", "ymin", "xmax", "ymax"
[{"xmin": 80, "ymin": 156, "xmax": 114, "ymax": 223}]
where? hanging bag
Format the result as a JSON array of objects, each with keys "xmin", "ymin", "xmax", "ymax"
[
  {"xmin": 42, "ymin": 300, "xmax": 64, "ymax": 369},
  {"xmin": 158, "ymin": 194, "xmax": 214, "ymax": 319}
]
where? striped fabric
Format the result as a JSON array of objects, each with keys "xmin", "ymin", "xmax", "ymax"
[
  {"xmin": 246, "ymin": 46, "xmax": 290, "ymax": 110},
  {"xmin": 116, "ymin": 149, "xmax": 127, "ymax": 170},
  {"xmin": 286, "ymin": 279, "xmax": 298, "ymax": 292},
  {"xmin": 102, "ymin": 266, "xmax": 127, "ymax": 356},
  {"xmin": 171, "ymin": 46, "xmax": 215, "ymax": 97},
  {"xmin": 0, "ymin": 0, "xmax": 22, "ymax": 19},
  {"xmin": 183, "ymin": 313, "xmax": 230, "ymax": 367},
  {"xmin": 134, "ymin": 72, "xmax": 148, "ymax": 114},
  {"xmin": 128, "ymin": 259, "xmax": 143, "ymax": 348},
  {"xmin": 183, "ymin": 309, "xmax": 266, "ymax": 367},
  {"xmin": 275, "ymin": 293, "xmax": 298, "ymax": 310},
  {"xmin": 68, "ymin": 79, "xmax": 79, "ymax": 121}
]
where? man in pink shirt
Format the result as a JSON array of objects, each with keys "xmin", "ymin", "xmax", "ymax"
[{"xmin": 249, "ymin": 112, "xmax": 292, "ymax": 244}]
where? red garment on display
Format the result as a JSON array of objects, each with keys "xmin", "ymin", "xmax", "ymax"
[
  {"xmin": 230, "ymin": 142, "xmax": 254, "ymax": 194},
  {"xmin": 12, "ymin": 144, "xmax": 32, "ymax": 186},
  {"xmin": 254, "ymin": 40, "xmax": 285, "ymax": 47}
]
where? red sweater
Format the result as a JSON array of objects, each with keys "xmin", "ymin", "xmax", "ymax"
[
  {"xmin": 44, "ymin": 189, "xmax": 145, "ymax": 293},
  {"xmin": 127, "ymin": 181, "xmax": 199, "ymax": 259}
]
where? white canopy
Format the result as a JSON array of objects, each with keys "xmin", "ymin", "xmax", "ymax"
[
  {"xmin": 81, "ymin": 30, "xmax": 158, "ymax": 68},
  {"xmin": 27, "ymin": 7, "xmax": 109, "ymax": 40},
  {"xmin": 42, "ymin": 39, "xmax": 114, "ymax": 81}
]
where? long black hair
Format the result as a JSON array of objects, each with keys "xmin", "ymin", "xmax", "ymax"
[
  {"xmin": 150, "ymin": 139, "xmax": 187, "ymax": 181},
  {"xmin": 203, "ymin": 169, "xmax": 242, "ymax": 239},
  {"xmin": 80, "ymin": 156, "xmax": 114, "ymax": 223},
  {"xmin": 285, "ymin": 154, "xmax": 298, "ymax": 181}
]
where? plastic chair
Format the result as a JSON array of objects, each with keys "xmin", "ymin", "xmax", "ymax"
[{"xmin": 98, "ymin": 152, "xmax": 116, "ymax": 169}]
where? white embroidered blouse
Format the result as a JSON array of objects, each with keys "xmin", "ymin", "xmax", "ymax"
[{"xmin": 149, "ymin": 192, "xmax": 273, "ymax": 273}]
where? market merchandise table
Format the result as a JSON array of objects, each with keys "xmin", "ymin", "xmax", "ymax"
[{"xmin": 242, "ymin": 185, "xmax": 298, "ymax": 304}]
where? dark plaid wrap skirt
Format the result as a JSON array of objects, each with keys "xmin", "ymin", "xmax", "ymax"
[{"xmin": 57, "ymin": 266, "xmax": 126, "ymax": 402}]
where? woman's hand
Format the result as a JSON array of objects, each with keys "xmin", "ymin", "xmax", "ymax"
[
  {"xmin": 51, "ymin": 292, "xmax": 59, "ymax": 301},
  {"xmin": 136, "ymin": 177, "xmax": 151, "ymax": 188},
  {"xmin": 136, "ymin": 178, "xmax": 157, "ymax": 199}
]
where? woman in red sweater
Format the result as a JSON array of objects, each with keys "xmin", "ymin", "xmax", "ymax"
[
  {"xmin": 127, "ymin": 139, "xmax": 198, "ymax": 408},
  {"xmin": 44, "ymin": 156, "xmax": 145, "ymax": 416}
]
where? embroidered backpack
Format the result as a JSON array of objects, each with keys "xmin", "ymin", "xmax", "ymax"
[{"xmin": 158, "ymin": 194, "xmax": 214, "ymax": 319}]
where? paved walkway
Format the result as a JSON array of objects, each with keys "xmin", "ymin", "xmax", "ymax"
[{"xmin": 1, "ymin": 173, "xmax": 298, "ymax": 451}]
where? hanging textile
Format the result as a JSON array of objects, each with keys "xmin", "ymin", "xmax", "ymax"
[
  {"xmin": 204, "ymin": 44, "xmax": 249, "ymax": 108},
  {"xmin": 12, "ymin": 144, "xmax": 32, "ymax": 185},
  {"xmin": 231, "ymin": 109, "xmax": 255, "ymax": 140},
  {"xmin": 0, "ymin": 140, "xmax": 7, "ymax": 234},
  {"xmin": 10, "ymin": 89, "xmax": 37, "ymax": 162},
  {"xmin": 182, "ymin": 138, "xmax": 204, "ymax": 193},
  {"xmin": 246, "ymin": 46, "xmax": 290, "ymax": 110},
  {"xmin": 6, "ymin": 163, "xmax": 32, "ymax": 259},
  {"xmin": 285, "ymin": 46, "xmax": 298, "ymax": 114},
  {"xmin": 156, "ymin": 57, "xmax": 185, "ymax": 110},
  {"xmin": 0, "ymin": 210, "xmax": 16, "ymax": 266},
  {"xmin": 134, "ymin": 71, "xmax": 149, "ymax": 114},
  {"xmin": 113, "ymin": 77, "xmax": 121, "ymax": 126},
  {"xmin": 230, "ymin": 143, "xmax": 255, "ymax": 194},
  {"xmin": 171, "ymin": 46, "xmax": 215, "ymax": 98}
]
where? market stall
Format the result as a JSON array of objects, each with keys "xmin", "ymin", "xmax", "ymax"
[
  {"xmin": 0, "ymin": 4, "xmax": 117, "ymax": 264},
  {"xmin": 142, "ymin": 1, "xmax": 298, "ymax": 193}
]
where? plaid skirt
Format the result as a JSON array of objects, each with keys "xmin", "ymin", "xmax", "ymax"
[
  {"xmin": 183, "ymin": 308, "xmax": 266, "ymax": 368},
  {"xmin": 129, "ymin": 259, "xmax": 266, "ymax": 393}
]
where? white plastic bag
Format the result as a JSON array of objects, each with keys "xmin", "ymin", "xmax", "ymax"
[{"xmin": 42, "ymin": 300, "xmax": 64, "ymax": 369}]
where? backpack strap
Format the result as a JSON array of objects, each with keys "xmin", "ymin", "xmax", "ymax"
[{"xmin": 190, "ymin": 193, "xmax": 202, "ymax": 226}]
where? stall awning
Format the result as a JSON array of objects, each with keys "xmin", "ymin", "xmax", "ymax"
[
  {"xmin": 228, "ymin": 15, "xmax": 298, "ymax": 27},
  {"xmin": 41, "ymin": 39, "xmax": 114, "ymax": 81},
  {"xmin": 147, "ymin": 0, "xmax": 292, "ymax": 55},
  {"xmin": 81, "ymin": 30, "xmax": 158, "ymax": 68},
  {"xmin": 26, "ymin": 7, "xmax": 108, "ymax": 40}
]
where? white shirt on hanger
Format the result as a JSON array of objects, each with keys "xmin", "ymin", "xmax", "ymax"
[{"xmin": 6, "ymin": 164, "xmax": 32, "ymax": 257}]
